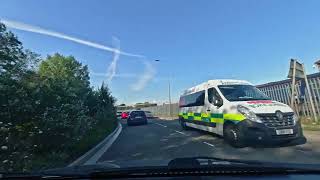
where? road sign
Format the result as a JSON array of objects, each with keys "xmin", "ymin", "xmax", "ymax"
[
  {"xmin": 288, "ymin": 59, "xmax": 304, "ymax": 79},
  {"xmin": 288, "ymin": 59, "xmax": 317, "ymax": 122}
]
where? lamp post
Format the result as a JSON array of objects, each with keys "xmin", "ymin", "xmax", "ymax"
[{"xmin": 154, "ymin": 60, "xmax": 172, "ymax": 119}]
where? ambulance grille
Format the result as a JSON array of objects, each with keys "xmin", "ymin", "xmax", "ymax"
[{"xmin": 257, "ymin": 112, "xmax": 294, "ymax": 128}]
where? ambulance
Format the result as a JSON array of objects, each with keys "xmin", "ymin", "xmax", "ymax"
[{"xmin": 178, "ymin": 79, "xmax": 306, "ymax": 147}]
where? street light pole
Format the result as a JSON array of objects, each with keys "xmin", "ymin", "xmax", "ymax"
[
  {"xmin": 168, "ymin": 78, "xmax": 172, "ymax": 119},
  {"xmin": 154, "ymin": 59, "xmax": 172, "ymax": 119}
]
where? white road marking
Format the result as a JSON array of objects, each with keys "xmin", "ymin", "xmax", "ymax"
[
  {"xmin": 107, "ymin": 163, "xmax": 121, "ymax": 168},
  {"xmin": 154, "ymin": 122, "xmax": 188, "ymax": 136},
  {"xmin": 84, "ymin": 123, "xmax": 123, "ymax": 165},
  {"xmin": 296, "ymin": 149, "xmax": 309, "ymax": 154},
  {"xmin": 203, "ymin": 141, "xmax": 215, "ymax": 148},
  {"xmin": 154, "ymin": 122, "xmax": 167, "ymax": 128},
  {"xmin": 132, "ymin": 152, "xmax": 142, "ymax": 157},
  {"xmin": 174, "ymin": 130, "xmax": 187, "ymax": 135},
  {"xmin": 70, "ymin": 122, "xmax": 122, "ymax": 166}
]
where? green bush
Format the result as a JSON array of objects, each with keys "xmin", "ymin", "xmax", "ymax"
[{"xmin": 0, "ymin": 22, "xmax": 117, "ymax": 172}]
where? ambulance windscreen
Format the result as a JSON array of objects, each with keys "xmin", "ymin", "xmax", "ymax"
[{"xmin": 218, "ymin": 85, "xmax": 270, "ymax": 101}]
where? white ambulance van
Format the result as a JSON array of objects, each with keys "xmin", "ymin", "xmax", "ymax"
[{"xmin": 178, "ymin": 79, "xmax": 306, "ymax": 147}]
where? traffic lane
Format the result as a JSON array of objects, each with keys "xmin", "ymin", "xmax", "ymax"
[
  {"xmin": 152, "ymin": 118, "xmax": 220, "ymax": 139},
  {"xmin": 97, "ymin": 119, "xmax": 217, "ymax": 164},
  {"xmin": 153, "ymin": 118, "xmax": 320, "ymax": 164},
  {"xmin": 152, "ymin": 117, "xmax": 181, "ymax": 129}
]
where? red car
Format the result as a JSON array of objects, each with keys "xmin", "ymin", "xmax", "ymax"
[{"xmin": 121, "ymin": 111, "xmax": 129, "ymax": 119}]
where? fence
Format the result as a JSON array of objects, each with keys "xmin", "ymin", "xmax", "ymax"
[
  {"xmin": 257, "ymin": 72, "xmax": 320, "ymax": 118},
  {"xmin": 142, "ymin": 103, "xmax": 179, "ymax": 118}
]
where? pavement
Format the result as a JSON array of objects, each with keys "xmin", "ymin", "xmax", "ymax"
[{"xmin": 98, "ymin": 118, "xmax": 320, "ymax": 166}]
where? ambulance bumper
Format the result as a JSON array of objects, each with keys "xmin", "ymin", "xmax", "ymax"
[{"xmin": 238, "ymin": 120, "xmax": 306, "ymax": 145}]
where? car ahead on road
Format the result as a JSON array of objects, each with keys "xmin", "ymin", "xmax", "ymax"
[
  {"xmin": 121, "ymin": 111, "xmax": 129, "ymax": 119},
  {"xmin": 144, "ymin": 111, "xmax": 154, "ymax": 119},
  {"xmin": 178, "ymin": 79, "xmax": 306, "ymax": 148},
  {"xmin": 116, "ymin": 111, "xmax": 122, "ymax": 118},
  {"xmin": 127, "ymin": 110, "xmax": 148, "ymax": 126}
]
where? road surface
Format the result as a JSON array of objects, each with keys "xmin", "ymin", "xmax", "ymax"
[{"xmin": 98, "ymin": 118, "xmax": 320, "ymax": 165}]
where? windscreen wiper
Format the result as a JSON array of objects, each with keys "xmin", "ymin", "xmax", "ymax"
[
  {"xmin": 168, "ymin": 156, "xmax": 320, "ymax": 172},
  {"xmin": 167, "ymin": 156, "xmax": 262, "ymax": 170},
  {"xmin": 89, "ymin": 157, "xmax": 320, "ymax": 178},
  {"xmin": 2, "ymin": 158, "xmax": 320, "ymax": 179}
]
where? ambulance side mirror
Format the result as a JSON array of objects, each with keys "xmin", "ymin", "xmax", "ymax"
[{"xmin": 213, "ymin": 98, "xmax": 223, "ymax": 107}]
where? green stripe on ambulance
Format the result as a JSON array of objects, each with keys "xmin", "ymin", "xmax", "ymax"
[{"xmin": 179, "ymin": 113, "xmax": 245, "ymax": 124}]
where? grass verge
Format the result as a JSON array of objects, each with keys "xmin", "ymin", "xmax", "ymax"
[
  {"xmin": 300, "ymin": 116, "xmax": 320, "ymax": 131},
  {"xmin": 29, "ymin": 118, "xmax": 118, "ymax": 171},
  {"xmin": 302, "ymin": 124, "xmax": 320, "ymax": 131}
]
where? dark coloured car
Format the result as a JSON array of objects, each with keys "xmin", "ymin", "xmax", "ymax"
[{"xmin": 127, "ymin": 111, "xmax": 148, "ymax": 126}]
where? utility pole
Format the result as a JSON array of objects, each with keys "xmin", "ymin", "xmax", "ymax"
[
  {"xmin": 302, "ymin": 64, "xmax": 318, "ymax": 122},
  {"xmin": 168, "ymin": 79, "xmax": 172, "ymax": 119},
  {"xmin": 290, "ymin": 60, "xmax": 297, "ymax": 108},
  {"xmin": 154, "ymin": 59, "xmax": 173, "ymax": 119}
]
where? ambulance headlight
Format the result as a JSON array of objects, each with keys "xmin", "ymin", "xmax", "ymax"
[{"xmin": 237, "ymin": 105, "xmax": 262, "ymax": 123}]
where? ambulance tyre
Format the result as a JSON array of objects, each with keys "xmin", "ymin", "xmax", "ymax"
[
  {"xmin": 179, "ymin": 118, "xmax": 190, "ymax": 130},
  {"xmin": 224, "ymin": 123, "xmax": 246, "ymax": 148}
]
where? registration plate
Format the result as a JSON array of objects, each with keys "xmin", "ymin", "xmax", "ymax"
[
  {"xmin": 135, "ymin": 116, "xmax": 142, "ymax": 119},
  {"xmin": 276, "ymin": 129, "xmax": 293, "ymax": 135}
]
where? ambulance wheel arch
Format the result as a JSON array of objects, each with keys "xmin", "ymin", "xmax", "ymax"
[
  {"xmin": 179, "ymin": 117, "xmax": 190, "ymax": 130},
  {"xmin": 223, "ymin": 120, "xmax": 246, "ymax": 148}
]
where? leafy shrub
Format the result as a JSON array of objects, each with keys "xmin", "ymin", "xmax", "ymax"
[{"xmin": 0, "ymin": 22, "xmax": 117, "ymax": 172}]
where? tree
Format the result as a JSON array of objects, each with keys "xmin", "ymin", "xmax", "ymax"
[
  {"xmin": 38, "ymin": 53, "xmax": 90, "ymax": 105},
  {"xmin": 0, "ymin": 21, "xmax": 117, "ymax": 172},
  {"xmin": 36, "ymin": 54, "xmax": 93, "ymax": 149},
  {"xmin": 0, "ymin": 22, "xmax": 41, "ymax": 172}
]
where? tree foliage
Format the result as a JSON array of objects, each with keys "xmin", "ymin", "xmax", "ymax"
[{"xmin": 0, "ymin": 22, "xmax": 116, "ymax": 172}]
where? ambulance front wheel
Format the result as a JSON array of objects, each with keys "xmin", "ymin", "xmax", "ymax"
[
  {"xmin": 223, "ymin": 124, "xmax": 246, "ymax": 148},
  {"xmin": 179, "ymin": 118, "xmax": 190, "ymax": 130}
]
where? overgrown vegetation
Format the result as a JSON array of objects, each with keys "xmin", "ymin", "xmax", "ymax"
[
  {"xmin": 0, "ymin": 22, "xmax": 117, "ymax": 172},
  {"xmin": 300, "ymin": 116, "xmax": 320, "ymax": 131}
]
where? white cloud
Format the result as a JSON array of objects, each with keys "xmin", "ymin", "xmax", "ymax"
[{"xmin": 131, "ymin": 60, "xmax": 156, "ymax": 91}]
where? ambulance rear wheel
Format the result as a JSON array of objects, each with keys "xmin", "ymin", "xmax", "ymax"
[
  {"xmin": 224, "ymin": 124, "xmax": 246, "ymax": 148},
  {"xmin": 179, "ymin": 118, "xmax": 190, "ymax": 130}
]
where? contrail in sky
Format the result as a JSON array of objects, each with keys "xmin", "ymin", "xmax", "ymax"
[
  {"xmin": 1, "ymin": 19, "xmax": 143, "ymax": 58},
  {"xmin": 91, "ymin": 72, "xmax": 139, "ymax": 78},
  {"xmin": 131, "ymin": 60, "xmax": 156, "ymax": 91},
  {"xmin": 106, "ymin": 37, "xmax": 121, "ymax": 83},
  {"xmin": 1, "ymin": 19, "xmax": 155, "ymax": 90}
]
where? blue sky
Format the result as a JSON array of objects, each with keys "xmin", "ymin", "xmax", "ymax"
[{"xmin": 1, "ymin": 0, "xmax": 320, "ymax": 104}]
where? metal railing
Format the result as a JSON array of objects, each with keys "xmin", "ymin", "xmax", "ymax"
[{"xmin": 257, "ymin": 73, "xmax": 320, "ymax": 118}]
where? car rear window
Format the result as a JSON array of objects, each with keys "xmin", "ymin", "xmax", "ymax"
[{"xmin": 130, "ymin": 111, "xmax": 146, "ymax": 116}]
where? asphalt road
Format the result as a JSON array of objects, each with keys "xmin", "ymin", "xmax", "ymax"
[{"xmin": 98, "ymin": 118, "xmax": 320, "ymax": 165}]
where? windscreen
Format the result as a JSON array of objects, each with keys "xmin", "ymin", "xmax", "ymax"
[
  {"xmin": 1, "ymin": 0, "xmax": 319, "ymax": 175},
  {"xmin": 218, "ymin": 85, "xmax": 271, "ymax": 101},
  {"xmin": 130, "ymin": 111, "xmax": 146, "ymax": 117}
]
